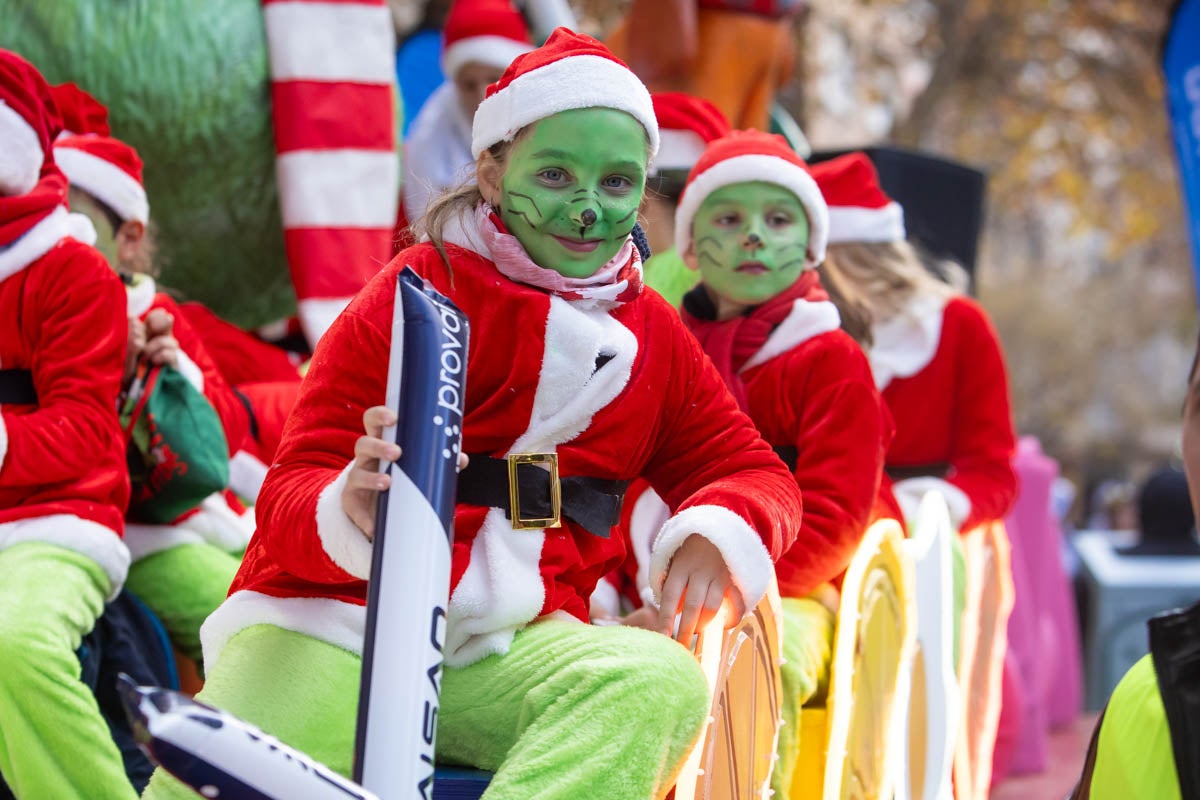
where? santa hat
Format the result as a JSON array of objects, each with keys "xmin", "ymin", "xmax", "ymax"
[
  {"xmin": 55, "ymin": 134, "xmax": 149, "ymax": 224},
  {"xmin": 674, "ymin": 129, "xmax": 828, "ymax": 265},
  {"xmin": 0, "ymin": 49, "xmax": 61, "ymax": 198},
  {"xmin": 471, "ymin": 27, "xmax": 659, "ymax": 160},
  {"xmin": 651, "ymin": 92, "xmax": 730, "ymax": 175},
  {"xmin": 442, "ymin": 0, "xmax": 533, "ymax": 80},
  {"xmin": 50, "ymin": 82, "xmax": 110, "ymax": 138},
  {"xmin": 811, "ymin": 152, "xmax": 905, "ymax": 244}
]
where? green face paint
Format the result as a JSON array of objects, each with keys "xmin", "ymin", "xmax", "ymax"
[
  {"xmin": 499, "ymin": 108, "xmax": 648, "ymax": 278},
  {"xmin": 68, "ymin": 188, "xmax": 119, "ymax": 268},
  {"xmin": 692, "ymin": 181, "xmax": 811, "ymax": 308}
]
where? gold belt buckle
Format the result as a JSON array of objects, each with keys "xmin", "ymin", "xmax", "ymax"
[{"xmin": 506, "ymin": 452, "xmax": 562, "ymax": 530}]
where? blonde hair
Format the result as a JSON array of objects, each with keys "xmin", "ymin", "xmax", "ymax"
[{"xmin": 822, "ymin": 239, "xmax": 963, "ymax": 322}]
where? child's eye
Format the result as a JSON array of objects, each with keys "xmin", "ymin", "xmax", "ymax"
[
  {"xmin": 538, "ymin": 168, "xmax": 568, "ymax": 185},
  {"xmin": 767, "ymin": 211, "xmax": 794, "ymax": 227},
  {"xmin": 602, "ymin": 175, "xmax": 633, "ymax": 193},
  {"xmin": 714, "ymin": 212, "xmax": 740, "ymax": 226}
]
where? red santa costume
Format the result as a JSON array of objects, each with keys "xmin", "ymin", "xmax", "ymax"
[
  {"xmin": 145, "ymin": 32, "xmax": 801, "ymax": 799},
  {"xmin": 0, "ymin": 49, "xmax": 139, "ymax": 800},
  {"xmin": 812, "ymin": 153, "xmax": 1017, "ymax": 531},
  {"xmin": 402, "ymin": 0, "xmax": 533, "ymax": 221}
]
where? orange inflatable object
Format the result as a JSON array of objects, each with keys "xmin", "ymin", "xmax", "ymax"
[{"xmin": 607, "ymin": 1, "xmax": 795, "ymax": 131}]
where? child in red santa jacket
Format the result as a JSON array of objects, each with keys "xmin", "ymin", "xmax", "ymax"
[
  {"xmin": 674, "ymin": 130, "xmax": 890, "ymax": 795},
  {"xmin": 811, "ymin": 152, "xmax": 1018, "ymax": 533},
  {"xmin": 143, "ymin": 29, "xmax": 801, "ymax": 800},
  {"xmin": 0, "ymin": 50, "xmax": 139, "ymax": 800}
]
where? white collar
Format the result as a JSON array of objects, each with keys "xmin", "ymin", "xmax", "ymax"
[
  {"xmin": 741, "ymin": 295, "xmax": 842, "ymax": 373},
  {"xmin": 0, "ymin": 206, "xmax": 74, "ymax": 284},
  {"xmin": 869, "ymin": 293, "xmax": 948, "ymax": 390}
]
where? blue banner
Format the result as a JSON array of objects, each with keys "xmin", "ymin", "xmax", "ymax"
[{"xmin": 1164, "ymin": 0, "xmax": 1200, "ymax": 305}]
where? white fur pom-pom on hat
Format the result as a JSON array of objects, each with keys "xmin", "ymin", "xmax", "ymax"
[
  {"xmin": 0, "ymin": 49, "xmax": 61, "ymax": 198},
  {"xmin": 470, "ymin": 27, "xmax": 659, "ymax": 160}
]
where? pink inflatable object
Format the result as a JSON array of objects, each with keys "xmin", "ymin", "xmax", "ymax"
[{"xmin": 995, "ymin": 437, "xmax": 1083, "ymax": 780}]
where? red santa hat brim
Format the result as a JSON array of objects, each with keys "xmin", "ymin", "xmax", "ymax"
[
  {"xmin": 826, "ymin": 202, "xmax": 905, "ymax": 244},
  {"xmin": 55, "ymin": 141, "xmax": 149, "ymax": 224},
  {"xmin": 471, "ymin": 30, "xmax": 658, "ymax": 159},
  {"xmin": 0, "ymin": 99, "xmax": 43, "ymax": 196},
  {"xmin": 674, "ymin": 154, "xmax": 829, "ymax": 265},
  {"xmin": 443, "ymin": 35, "xmax": 533, "ymax": 78}
]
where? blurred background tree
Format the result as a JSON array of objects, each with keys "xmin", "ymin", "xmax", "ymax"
[{"xmin": 572, "ymin": 0, "xmax": 1195, "ymax": 515}]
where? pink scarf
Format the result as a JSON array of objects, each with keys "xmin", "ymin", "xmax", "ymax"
[{"xmin": 476, "ymin": 205, "xmax": 643, "ymax": 307}]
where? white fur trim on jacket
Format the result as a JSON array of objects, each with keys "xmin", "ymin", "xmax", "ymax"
[
  {"xmin": 66, "ymin": 212, "xmax": 97, "ymax": 246},
  {"xmin": 741, "ymin": 298, "xmax": 841, "ymax": 373},
  {"xmin": 229, "ymin": 449, "xmax": 269, "ymax": 503},
  {"xmin": 200, "ymin": 590, "xmax": 366, "ymax": 673},
  {"xmin": 0, "ymin": 206, "xmax": 72, "ymax": 284},
  {"xmin": 443, "ymin": 36, "xmax": 533, "ymax": 78},
  {"xmin": 53, "ymin": 146, "xmax": 150, "ymax": 224},
  {"xmin": 471, "ymin": 54, "xmax": 659, "ymax": 159},
  {"xmin": 298, "ymin": 296, "xmax": 353, "ymax": 347},
  {"xmin": 869, "ymin": 293, "xmax": 947, "ymax": 390},
  {"xmin": 628, "ymin": 487, "xmax": 670, "ymax": 606},
  {"xmin": 124, "ymin": 274, "xmax": 157, "ymax": 319},
  {"xmin": 315, "ymin": 462, "xmax": 374, "ymax": 580},
  {"xmin": 0, "ymin": 98, "xmax": 42, "ymax": 197},
  {"xmin": 123, "ymin": 523, "xmax": 207, "ymax": 562},
  {"xmin": 892, "ymin": 478, "xmax": 972, "ymax": 531},
  {"xmin": 675, "ymin": 154, "xmax": 829, "ymax": 265},
  {"xmin": 589, "ymin": 576, "xmax": 622, "ymax": 619},
  {"xmin": 178, "ymin": 492, "xmax": 256, "ymax": 553},
  {"xmin": 0, "ymin": 411, "xmax": 7, "ymax": 473},
  {"xmin": 0, "ymin": 515, "xmax": 131, "ymax": 599},
  {"xmin": 826, "ymin": 202, "xmax": 905, "ymax": 245},
  {"xmin": 648, "ymin": 504, "xmax": 774, "ymax": 619},
  {"xmin": 651, "ymin": 128, "xmax": 707, "ymax": 174}
]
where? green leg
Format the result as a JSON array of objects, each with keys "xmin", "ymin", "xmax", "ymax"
[
  {"xmin": 124, "ymin": 543, "xmax": 241, "ymax": 665},
  {"xmin": 771, "ymin": 596, "xmax": 836, "ymax": 800},
  {"xmin": 951, "ymin": 533, "xmax": 966, "ymax": 674},
  {"xmin": 0, "ymin": 541, "xmax": 138, "ymax": 799},
  {"xmin": 438, "ymin": 619, "xmax": 711, "ymax": 800},
  {"xmin": 144, "ymin": 620, "xmax": 710, "ymax": 800}
]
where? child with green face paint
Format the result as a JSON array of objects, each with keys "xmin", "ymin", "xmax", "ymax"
[
  {"xmin": 143, "ymin": 29, "xmax": 803, "ymax": 800},
  {"xmin": 669, "ymin": 130, "xmax": 891, "ymax": 796}
]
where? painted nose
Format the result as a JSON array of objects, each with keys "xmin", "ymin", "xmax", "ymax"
[
  {"xmin": 579, "ymin": 208, "xmax": 598, "ymax": 227},
  {"xmin": 744, "ymin": 232, "xmax": 764, "ymax": 250}
]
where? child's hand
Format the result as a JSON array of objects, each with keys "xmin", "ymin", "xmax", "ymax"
[
  {"xmin": 143, "ymin": 308, "xmax": 179, "ymax": 368},
  {"xmin": 343, "ymin": 406, "xmax": 401, "ymax": 541},
  {"xmin": 621, "ymin": 605, "xmax": 660, "ymax": 631},
  {"xmin": 659, "ymin": 534, "xmax": 745, "ymax": 646},
  {"xmin": 124, "ymin": 317, "xmax": 146, "ymax": 386}
]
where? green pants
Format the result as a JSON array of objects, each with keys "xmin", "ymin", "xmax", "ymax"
[
  {"xmin": 0, "ymin": 542, "xmax": 138, "ymax": 799},
  {"xmin": 772, "ymin": 596, "xmax": 836, "ymax": 799},
  {"xmin": 144, "ymin": 618, "xmax": 710, "ymax": 800},
  {"xmin": 124, "ymin": 543, "xmax": 241, "ymax": 665}
]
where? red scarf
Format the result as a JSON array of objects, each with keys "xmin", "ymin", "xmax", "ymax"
[
  {"xmin": 0, "ymin": 171, "xmax": 67, "ymax": 249},
  {"xmin": 682, "ymin": 270, "xmax": 828, "ymax": 409}
]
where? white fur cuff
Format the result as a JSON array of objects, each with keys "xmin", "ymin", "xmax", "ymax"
[
  {"xmin": 315, "ymin": 462, "xmax": 374, "ymax": 580},
  {"xmin": 893, "ymin": 477, "xmax": 972, "ymax": 530},
  {"xmin": 0, "ymin": 411, "xmax": 8, "ymax": 472},
  {"xmin": 649, "ymin": 504, "xmax": 774, "ymax": 618},
  {"xmin": 0, "ymin": 99, "xmax": 42, "ymax": 197}
]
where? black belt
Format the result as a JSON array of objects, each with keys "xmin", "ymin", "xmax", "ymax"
[
  {"xmin": 0, "ymin": 369, "xmax": 36, "ymax": 405},
  {"xmin": 456, "ymin": 454, "xmax": 628, "ymax": 538},
  {"xmin": 773, "ymin": 445, "xmax": 798, "ymax": 471},
  {"xmin": 232, "ymin": 387, "xmax": 260, "ymax": 442},
  {"xmin": 886, "ymin": 462, "xmax": 951, "ymax": 481}
]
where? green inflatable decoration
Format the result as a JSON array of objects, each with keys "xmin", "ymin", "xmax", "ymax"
[{"xmin": 2, "ymin": 1, "xmax": 291, "ymax": 327}]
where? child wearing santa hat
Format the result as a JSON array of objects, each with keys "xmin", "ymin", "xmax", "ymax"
[
  {"xmin": 54, "ymin": 130, "xmax": 297, "ymax": 665},
  {"xmin": 666, "ymin": 129, "xmax": 890, "ymax": 796},
  {"xmin": 811, "ymin": 152, "xmax": 1017, "ymax": 533},
  {"xmin": 142, "ymin": 28, "xmax": 802, "ymax": 800},
  {"xmin": 0, "ymin": 50, "xmax": 139, "ymax": 800},
  {"xmin": 640, "ymin": 91, "xmax": 730, "ymax": 306},
  {"xmin": 402, "ymin": 0, "xmax": 534, "ymax": 220}
]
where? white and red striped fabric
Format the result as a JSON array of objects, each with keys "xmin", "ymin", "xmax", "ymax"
[{"xmin": 262, "ymin": 0, "xmax": 400, "ymax": 347}]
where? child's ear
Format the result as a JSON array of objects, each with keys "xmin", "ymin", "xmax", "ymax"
[
  {"xmin": 682, "ymin": 243, "xmax": 700, "ymax": 271},
  {"xmin": 476, "ymin": 152, "xmax": 503, "ymax": 207},
  {"xmin": 116, "ymin": 220, "xmax": 145, "ymax": 268}
]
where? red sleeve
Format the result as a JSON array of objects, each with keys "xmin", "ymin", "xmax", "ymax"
[
  {"xmin": 150, "ymin": 294, "xmax": 251, "ymax": 456},
  {"xmin": 639, "ymin": 305, "xmax": 802, "ymax": 608},
  {"xmin": 254, "ymin": 301, "xmax": 392, "ymax": 586},
  {"xmin": 0, "ymin": 250, "xmax": 127, "ymax": 487},
  {"xmin": 947, "ymin": 299, "xmax": 1018, "ymax": 529},
  {"xmin": 775, "ymin": 348, "xmax": 887, "ymax": 597}
]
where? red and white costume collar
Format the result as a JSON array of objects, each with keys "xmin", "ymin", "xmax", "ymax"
[{"xmin": 868, "ymin": 292, "xmax": 949, "ymax": 390}]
